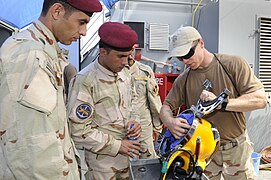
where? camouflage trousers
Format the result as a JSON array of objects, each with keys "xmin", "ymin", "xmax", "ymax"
[
  {"xmin": 204, "ymin": 132, "xmax": 255, "ymax": 180},
  {"xmin": 139, "ymin": 135, "xmax": 158, "ymax": 159}
]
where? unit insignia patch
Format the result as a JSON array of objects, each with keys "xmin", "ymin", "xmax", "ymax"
[{"xmin": 76, "ymin": 104, "xmax": 92, "ymax": 120}]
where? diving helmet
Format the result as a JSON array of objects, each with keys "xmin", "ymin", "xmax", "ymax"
[{"xmin": 158, "ymin": 88, "xmax": 231, "ymax": 179}]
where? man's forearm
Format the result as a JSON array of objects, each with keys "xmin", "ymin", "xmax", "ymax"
[
  {"xmin": 160, "ymin": 104, "xmax": 174, "ymax": 126},
  {"xmin": 226, "ymin": 88, "xmax": 267, "ymax": 112}
]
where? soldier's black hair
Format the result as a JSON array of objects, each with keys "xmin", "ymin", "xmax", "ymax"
[
  {"xmin": 41, "ymin": 0, "xmax": 77, "ymax": 17},
  {"xmin": 99, "ymin": 41, "xmax": 112, "ymax": 53}
]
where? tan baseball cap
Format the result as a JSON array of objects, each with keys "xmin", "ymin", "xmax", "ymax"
[{"xmin": 169, "ymin": 26, "xmax": 201, "ymax": 58}]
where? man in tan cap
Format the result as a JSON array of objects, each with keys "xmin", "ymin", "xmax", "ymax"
[
  {"xmin": 160, "ymin": 26, "xmax": 267, "ymax": 180},
  {"xmin": 67, "ymin": 22, "xmax": 141, "ymax": 180},
  {"xmin": 0, "ymin": 0, "xmax": 102, "ymax": 179},
  {"xmin": 127, "ymin": 46, "xmax": 163, "ymax": 159}
]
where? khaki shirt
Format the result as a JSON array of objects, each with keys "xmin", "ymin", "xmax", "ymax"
[
  {"xmin": 0, "ymin": 20, "xmax": 79, "ymax": 179},
  {"xmin": 67, "ymin": 60, "xmax": 134, "ymax": 172}
]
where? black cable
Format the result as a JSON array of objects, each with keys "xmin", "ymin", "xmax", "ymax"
[
  {"xmin": 213, "ymin": 54, "xmax": 240, "ymax": 96},
  {"xmin": 160, "ymin": 148, "xmax": 195, "ymax": 180}
]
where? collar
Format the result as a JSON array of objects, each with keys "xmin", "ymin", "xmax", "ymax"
[
  {"xmin": 94, "ymin": 60, "xmax": 129, "ymax": 81},
  {"xmin": 193, "ymin": 56, "xmax": 216, "ymax": 73},
  {"xmin": 32, "ymin": 20, "xmax": 62, "ymax": 56},
  {"xmin": 129, "ymin": 61, "xmax": 140, "ymax": 75}
]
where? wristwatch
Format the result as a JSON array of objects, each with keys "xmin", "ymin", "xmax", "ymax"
[{"xmin": 220, "ymin": 98, "xmax": 228, "ymax": 112}]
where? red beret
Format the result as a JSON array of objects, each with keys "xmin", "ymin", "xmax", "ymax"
[
  {"xmin": 66, "ymin": 0, "xmax": 102, "ymax": 16},
  {"xmin": 98, "ymin": 22, "xmax": 138, "ymax": 51}
]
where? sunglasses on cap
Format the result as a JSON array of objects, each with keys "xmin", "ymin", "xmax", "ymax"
[{"xmin": 178, "ymin": 40, "xmax": 200, "ymax": 61}]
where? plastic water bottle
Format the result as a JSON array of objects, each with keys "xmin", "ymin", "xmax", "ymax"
[
  {"xmin": 167, "ymin": 64, "xmax": 172, "ymax": 73},
  {"xmin": 128, "ymin": 115, "xmax": 140, "ymax": 160},
  {"xmin": 173, "ymin": 61, "xmax": 177, "ymax": 74}
]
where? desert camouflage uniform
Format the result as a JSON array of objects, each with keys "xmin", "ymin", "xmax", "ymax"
[
  {"xmin": 67, "ymin": 60, "xmax": 134, "ymax": 180},
  {"xmin": 205, "ymin": 131, "xmax": 254, "ymax": 180},
  {"xmin": 129, "ymin": 61, "xmax": 162, "ymax": 158},
  {"xmin": 0, "ymin": 20, "xmax": 80, "ymax": 179},
  {"xmin": 64, "ymin": 63, "xmax": 77, "ymax": 100}
]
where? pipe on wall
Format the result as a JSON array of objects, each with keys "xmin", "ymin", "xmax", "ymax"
[{"xmin": 124, "ymin": 0, "xmax": 205, "ymax": 6}]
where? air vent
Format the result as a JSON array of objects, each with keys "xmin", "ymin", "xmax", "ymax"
[
  {"xmin": 258, "ymin": 17, "xmax": 271, "ymax": 92},
  {"xmin": 149, "ymin": 23, "xmax": 169, "ymax": 51}
]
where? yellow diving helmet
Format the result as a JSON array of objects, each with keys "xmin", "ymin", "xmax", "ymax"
[
  {"xmin": 158, "ymin": 88, "xmax": 230, "ymax": 180},
  {"xmin": 158, "ymin": 109, "xmax": 220, "ymax": 179}
]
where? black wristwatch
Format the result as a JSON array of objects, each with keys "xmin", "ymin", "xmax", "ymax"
[{"xmin": 220, "ymin": 98, "xmax": 228, "ymax": 112}]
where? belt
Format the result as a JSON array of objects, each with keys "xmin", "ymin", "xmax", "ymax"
[
  {"xmin": 219, "ymin": 141, "xmax": 238, "ymax": 151},
  {"xmin": 219, "ymin": 131, "xmax": 247, "ymax": 151}
]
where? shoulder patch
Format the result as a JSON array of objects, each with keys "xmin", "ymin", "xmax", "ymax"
[{"xmin": 76, "ymin": 104, "xmax": 93, "ymax": 120}]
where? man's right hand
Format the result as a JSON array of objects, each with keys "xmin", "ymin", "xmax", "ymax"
[
  {"xmin": 119, "ymin": 139, "xmax": 141, "ymax": 158},
  {"xmin": 160, "ymin": 104, "xmax": 191, "ymax": 140},
  {"xmin": 166, "ymin": 117, "xmax": 191, "ymax": 139}
]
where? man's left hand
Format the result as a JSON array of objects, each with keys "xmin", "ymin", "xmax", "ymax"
[{"xmin": 127, "ymin": 120, "xmax": 141, "ymax": 139}]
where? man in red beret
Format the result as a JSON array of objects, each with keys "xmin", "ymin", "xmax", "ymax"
[
  {"xmin": 0, "ymin": 0, "xmax": 102, "ymax": 179},
  {"xmin": 67, "ymin": 22, "xmax": 142, "ymax": 179}
]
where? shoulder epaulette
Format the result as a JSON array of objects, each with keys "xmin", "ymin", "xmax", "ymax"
[
  {"xmin": 82, "ymin": 65, "xmax": 97, "ymax": 87},
  {"xmin": 138, "ymin": 63, "xmax": 152, "ymax": 77}
]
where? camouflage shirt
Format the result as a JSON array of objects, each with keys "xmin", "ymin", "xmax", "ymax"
[
  {"xmin": 67, "ymin": 60, "xmax": 134, "ymax": 173},
  {"xmin": 129, "ymin": 61, "xmax": 163, "ymax": 135},
  {"xmin": 0, "ymin": 20, "xmax": 79, "ymax": 179}
]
